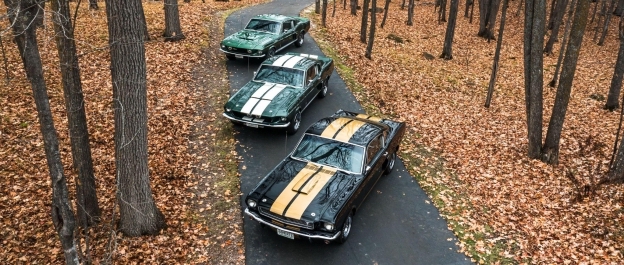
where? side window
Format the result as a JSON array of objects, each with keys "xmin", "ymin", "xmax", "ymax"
[
  {"xmin": 366, "ymin": 135, "xmax": 383, "ymax": 165},
  {"xmin": 306, "ymin": 66, "xmax": 316, "ymax": 84},
  {"xmin": 283, "ymin": 21, "xmax": 293, "ymax": 32}
]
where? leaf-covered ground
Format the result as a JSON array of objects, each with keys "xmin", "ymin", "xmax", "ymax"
[
  {"xmin": 304, "ymin": 1, "xmax": 624, "ymax": 264},
  {"xmin": 0, "ymin": 1, "xmax": 263, "ymax": 263}
]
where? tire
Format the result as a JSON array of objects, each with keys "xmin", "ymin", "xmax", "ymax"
[
  {"xmin": 384, "ymin": 152, "xmax": 396, "ymax": 175},
  {"xmin": 337, "ymin": 212, "xmax": 353, "ymax": 244},
  {"xmin": 226, "ymin": 54, "xmax": 236, "ymax": 60},
  {"xmin": 295, "ymin": 33, "xmax": 304, "ymax": 47},
  {"xmin": 267, "ymin": 47, "xmax": 276, "ymax": 59},
  {"xmin": 286, "ymin": 111, "xmax": 301, "ymax": 135},
  {"xmin": 318, "ymin": 77, "xmax": 329, "ymax": 98}
]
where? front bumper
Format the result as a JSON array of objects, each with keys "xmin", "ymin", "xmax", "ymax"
[
  {"xmin": 244, "ymin": 208, "xmax": 341, "ymax": 241},
  {"xmin": 219, "ymin": 48, "xmax": 265, "ymax": 58},
  {"xmin": 222, "ymin": 112, "xmax": 290, "ymax": 128}
]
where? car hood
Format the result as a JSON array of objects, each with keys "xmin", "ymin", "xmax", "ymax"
[
  {"xmin": 227, "ymin": 81, "xmax": 302, "ymax": 117},
  {"xmin": 222, "ymin": 29, "xmax": 275, "ymax": 50},
  {"xmin": 249, "ymin": 158, "xmax": 360, "ymax": 223}
]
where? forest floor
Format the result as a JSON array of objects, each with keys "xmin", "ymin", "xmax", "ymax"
[{"xmin": 2, "ymin": 0, "xmax": 624, "ymax": 264}]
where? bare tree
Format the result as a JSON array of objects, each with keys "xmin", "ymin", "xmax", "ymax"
[
  {"xmin": 351, "ymin": 0, "xmax": 358, "ymax": 15},
  {"xmin": 5, "ymin": 0, "xmax": 79, "ymax": 263},
  {"xmin": 544, "ymin": 0, "xmax": 568, "ymax": 55},
  {"xmin": 105, "ymin": 0, "xmax": 167, "ymax": 236},
  {"xmin": 605, "ymin": 19, "xmax": 624, "ymax": 110},
  {"xmin": 438, "ymin": 0, "xmax": 448, "ymax": 23},
  {"xmin": 366, "ymin": 0, "xmax": 377, "ymax": 59},
  {"xmin": 323, "ymin": 0, "xmax": 328, "ymax": 26},
  {"xmin": 478, "ymin": 0, "xmax": 502, "ymax": 39},
  {"xmin": 361, "ymin": 0, "xmax": 371, "ymax": 43},
  {"xmin": 440, "ymin": 0, "xmax": 459, "ymax": 59},
  {"xmin": 89, "ymin": 0, "xmax": 98, "ymax": 10},
  {"xmin": 615, "ymin": 0, "xmax": 624, "ymax": 16},
  {"xmin": 524, "ymin": 0, "xmax": 546, "ymax": 159},
  {"xmin": 485, "ymin": 0, "xmax": 510, "ymax": 107},
  {"xmin": 549, "ymin": 0, "xmax": 577, "ymax": 87},
  {"xmin": 407, "ymin": 0, "xmax": 415, "ymax": 25},
  {"xmin": 164, "ymin": 0, "xmax": 185, "ymax": 41},
  {"xmin": 542, "ymin": 0, "xmax": 591, "ymax": 165},
  {"xmin": 316, "ymin": 0, "xmax": 321, "ymax": 13},
  {"xmin": 598, "ymin": 0, "xmax": 616, "ymax": 45},
  {"xmin": 381, "ymin": 0, "xmax": 391, "ymax": 28}
]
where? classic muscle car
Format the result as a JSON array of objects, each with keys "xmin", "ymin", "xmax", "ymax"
[
  {"xmin": 243, "ymin": 110, "xmax": 406, "ymax": 243},
  {"xmin": 223, "ymin": 53, "xmax": 335, "ymax": 134},
  {"xmin": 220, "ymin": 14, "xmax": 311, "ymax": 60}
]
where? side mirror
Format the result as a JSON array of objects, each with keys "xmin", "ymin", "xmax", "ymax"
[
  {"xmin": 364, "ymin": 166, "xmax": 371, "ymax": 174},
  {"xmin": 253, "ymin": 71, "xmax": 257, "ymax": 76}
]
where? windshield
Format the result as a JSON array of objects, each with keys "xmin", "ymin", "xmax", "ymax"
[
  {"xmin": 245, "ymin": 19, "xmax": 280, "ymax": 34},
  {"xmin": 292, "ymin": 134, "xmax": 364, "ymax": 173},
  {"xmin": 255, "ymin": 65, "xmax": 304, "ymax": 87}
]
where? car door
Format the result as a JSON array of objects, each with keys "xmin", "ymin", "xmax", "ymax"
[
  {"xmin": 357, "ymin": 134, "xmax": 386, "ymax": 205},
  {"xmin": 302, "ymin": 64, "xmax": 320, "ymax": 107},
  {"xmin": 280, "ymin": 20, "xmax": 296, "ymax": 48}
]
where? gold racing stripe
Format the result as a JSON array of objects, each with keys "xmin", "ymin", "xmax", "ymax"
[
  {"xmin": 320, "ymin": 118, "xmax": 351, "ymax": 138},
  {"xmin": 333, "ymin": 119, "xmax": 367, "ymax": 142},
  {"xmin": 284, "ymin": 167, "xmax": 337, "ymax": 219},
  {"xmin": 356, "ymin": 114, "xmax": 383, "ymax": 122},
  {"xmin": 270, "ymin": 163, "xmax": 320, "ymax": 215}
]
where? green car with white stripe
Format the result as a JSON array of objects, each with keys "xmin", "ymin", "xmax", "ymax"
[{"xmin": 223, "ymin": 53, "xmax": 334, "ymax": 134}]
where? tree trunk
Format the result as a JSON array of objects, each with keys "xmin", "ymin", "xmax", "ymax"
[
  {"xmin": 605, "ymin": 20, "xmax": 624, "ymax": 110},
  {"xmin": 316, "ymin": 0, "xmax": 321, "ymax": 13},
  {"xmin": 544, "ymin": 0, "xmax": 568, "ymax": 55},
  {"xmin": 366, "ymin": 0, "xmax": 377, "ymax": 59},
  {"xmin": 547, "ymin": 0, "xmax": 558, "ymax": 29},
  {"xmin": 542, "ymin": 0, "xmax": 590, "ymax": 165},
  {"xmin": 615, "ymin": 0, "xmax": 624, "ymax": 15},
  {"xmin": 486, "ymin": 0, "xmax": 502, "ymax": 39},
  {"xmin": 549, "ymin": 0, "xmax": 577, "ymax": 87},
  {"xmin": 465, "ymin": 0, "xmax": 473, "ymax": 17},
  {"xmin": 440, "ymin": 0, "xmax": 459, "ymax": 59},
  {"xmin": 407, "ymin": 0, "xmax": 415, "ymax": 25},
  {"xmin": 51, "ymin": 0, "xmax": 101, "ymax": 228},
  {"xmin": 164, "ymin": 0, "xmax": 185, "ymax": 41},
  {"xmin": 5, "ymin": 0, "xmax": 79, "ymax": 263},
  {"xmin": 402, "ymin": 0, "xmax": 406, "ymax": 9},
  {"xmin": 478, "ymin": 0, "xmax": 501, "ymax": 39},
  {"xmin": 485, "ymin": 0, "xmax": 509, "ymax": 107},
  {"xmin": 598, "ymin": 0, "xmax": 616, "ymax": 45},
  {"xmin": 361, "ymin": 0, "xmax": 371, "ymax": 43},
  {"xmin": 333, "ymin": 0, "xmax": 337, "ymax": 17},
  {"xmin": 381, "ymin": 0, "xmax": 391, "ymax": 28},
  {"xmin": 105, "ymin": 0, "xmax": 167, "ymax": 236},
  {"xmin": 89, "ymin": 0, "xmax": 98, "ymax": 10},
  {"xmin": 323, "ymin": 0, "xmax": 328, "ymax": 26},
  {"xmin": 524, "ymin": 0, "xmax": 546, "ymax": 159},
  {"xmin": 351, "ymin": 0, "xmax": 358, "ymax": 15},
  {"xmin": 594, "ymin": 0, "xmax": 607, "ymax": 41},
  {"xmin": 439, "ymin": 0, "xmax": 448, "ymax": 22}
]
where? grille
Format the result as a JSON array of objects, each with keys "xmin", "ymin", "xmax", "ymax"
[{"xmin": 258, "ymin": 207, "xmax": 314, "ymax": 230}]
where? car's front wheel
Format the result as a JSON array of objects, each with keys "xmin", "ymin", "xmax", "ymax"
[
  {"xmin": 337, "ymin": 212, "xmax": 353, "ymax": 244},
  {"xmin": 286, "ymin": 111, "xmax": 301, "ymax": 135},
  {"xmin": 295, "ymin": 33, "xmax": 304, "ymax": 47}
]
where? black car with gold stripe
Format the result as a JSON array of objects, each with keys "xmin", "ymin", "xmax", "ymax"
[{"xmin": 244, "ymin": 110, "xmax": 406, "ymax": 243}]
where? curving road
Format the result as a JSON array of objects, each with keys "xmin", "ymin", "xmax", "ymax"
[{"xmin": 225, "ymin": 1, "xmax": 472, "ymax": 264}]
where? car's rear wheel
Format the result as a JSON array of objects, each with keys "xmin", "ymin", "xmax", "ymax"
[
  {"xmin": 318, "ymin": 77, "xmax": 329, "ymax": 98},
  {"xmin": 337, "ymin": 212, "xmax": 353, "ymax": 244},
  {"xmin": 286, "ymin": 111, "xmax": 301, "ymax": 135},
  {"xmin": 267, "ymin": 47, "xmax": 276, "ymax": 58},
  {"xmin": 295, "ymin": 33, "xmax": 304, "ymax": 47},
  {"xmin": 384, "ymin": 152, "xmax": 396, "ymax": 175},
  {"xmin": 226, "ymin": 54, "xmax": 236, "ymax": 60}
]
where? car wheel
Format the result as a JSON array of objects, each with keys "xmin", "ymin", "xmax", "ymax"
[
  {"xmin": 318, "ymin": 77, "xmax": 329, "ymax": 98},
  {"xmin": 267, "ymin": 48, "xmax": 276, "ymax": 58},
  {"xmin": 226, "ymin": 54, "xmax": 236, "ymax": 60},
  {"xmin": 286, "ymin": 111, "xmax": 301, "ymax": 135},
  {"xmin": 384, "ymin": 152, "xmax": 396, "ymax": 175},
  {"xmin": 337, "ymin": 212, "xmax": 353, "ymax": 244},
  {"xmin": 295, "ymin": 33, "xmax": 304, "ymax": 47}
]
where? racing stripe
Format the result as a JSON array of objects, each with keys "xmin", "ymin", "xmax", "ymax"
[
  {"xmin": 250, "ymin": 100, "xmax": 271, "ymax": 116},
  {"xmin": 283, "ymin": 56, "xmax": 305, "ymax": 68},
  {"xmin": 284, "ymin": 167, "xmax": 337, "ymax": 219},
  {"xmin": 272, "ymin": 54, "xmax": 294, "ymax": 66},
  {"xmin": 270, "ymin": 163, "xmax": 320, "ymax": 215},
  {"xmin": 262, "ymin": 84, "xmax": 286, "ymax": 99},
  {"xmin": 299, "ymin": 53, "xmax": 319, "ymax": 60},
  {"xmin": 333, "ymin": 119, "xmax": 367, "ymax": 142},
  {"xmin": 320, "ymin": 118, "xmax": 352, "ymax": 138},
  {"xmin": 251, "ymin": 82, "xmax": 276, "ymax": 98},
  {"xmin": 250, "ymin": 84, "xmax": 286, "ymax": 116},
  {"xmin": 240, "ymin": 97, "xmax": 260, "ymax": 114},
  {"xmin": 356, "ymin": 114, "xmax": 383, "ymax": 122}
]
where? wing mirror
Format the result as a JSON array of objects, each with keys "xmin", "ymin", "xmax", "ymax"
[{"xmin": 364, "ymin": 166, "xmax": 371, "ymax": 174}]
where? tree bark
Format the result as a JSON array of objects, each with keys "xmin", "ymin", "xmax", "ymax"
[
  {"xmin": 549, "ymin": 0, "xmax": 577, "ymax": 87},
  {"xmin": 440, "ymin": 0, "xmax": 459, "ymax": 59},
  {"xmin": 164, "ymin": 0, "xmax": 185, "ymax": 41},
  {"xmin": 478, "ymin": 0, "xmax": 501, "ymax": 39},
  {"xmin": 5, "ymin": 0, "xmax": 80, "ymax": 263},
  {"xmin": 381, "ymin": 0, "xmax": 391, "ymax": 28},
  {"xmin": 465, "ymin": 0, "xmax": 474, "ymax": 17},
  {"xmin": 485, "ymin": 0, "xmax": 509, "ymax": 107},
  {"xmin": 361, "ymin": 0, "xmax": 371, "ymax": 43},
  {"xmin": 407, "ymin": 0, "xmax": 415, "ymax": 25},
  {"xmin": 605, "ymin": 20, "xmax": 624, "ymax": 110},
  {"xmin": 615, "ymin": 0, "xmax": 624, "ymax": 15},
  {"xmin": 439, "ymin": 0, "xmax": 448, "ymax": 22},
  {"xmin": 351, "ymin": 0, "xmax": 358, "ymax": 15},
  {"xmin": 105, "ymin": 0, "xmax": 167, "ymax": 236},
  {"xmin": 51, "ymin": 0, "xmax": 101, "ymax": 228},
  {"xmin": 89, "ymin": 0, "xmax": 98, "ymax": 10},
  {"xmin": 366, "ymin": 0, "xmax": 377, "ymax": 59},
  {"xmin": 544, "ymin": 0, "xmax": 568, "ymax": 55},
  {"xmin": 524, "ymin": 0, "xmax": 545, "ymax": 159},
  {"xmin": 598, "ymin": 0, "xmax": 616, "ymax": 45},
  {"xmin": 542, "ymin": 0, "xmax": 590, "ymax": 165},
  {"xmin": 316, "ymin": 0, "xmax": 321, "ymax": 13},
  {"xmin": 322, "ymin": 0, "xmax": 328, "ymax": 26}
]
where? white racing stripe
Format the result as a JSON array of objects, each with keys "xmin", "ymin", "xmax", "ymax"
[
  {"xmin": 283, "ymin": 56, "xmax": 305, "ymax": 68},
  {"xmin": 262, "ymin": 84, "xmax": 286, "ymax": 99},
  {"xmin": 251, "ymin": 83, "xmax": 276, "ymax": 98},
  {"xmin": 272, "ymin": 55, "xmax": 294, "ymax": 66},
  {"xmin": 299, "ymin": 53, "xmax": 319, "ymax": 60},
  {"xmin": 251, "ymin": 100, "xmax": 272, "ymax": 116},
  {"xmin": 240, "ymin": 97, "xmax": 260, "ymax": 114},
  {"xmin": 250, "ymin": 84, "xmax": 287, "ymax": 116}
]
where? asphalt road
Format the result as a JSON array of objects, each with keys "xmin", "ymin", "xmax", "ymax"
[{"xmin": 224, "ymin": 1, "xmax": 472, "ymax": 264}]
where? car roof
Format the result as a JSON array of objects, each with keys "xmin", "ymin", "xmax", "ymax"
[
  {"xmin": 305, "ymin": 115, "xmax": 387, "ymax": 146},
  {"xmin": 251, "ymin": 14, "xmax": 292, "ymax": 23},
  {"xmin": 261, "ymin": 54, "xmax": 317, "ymax": 71}
]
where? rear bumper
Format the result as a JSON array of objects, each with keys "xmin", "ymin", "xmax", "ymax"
[
  {"xmin": 222, "ymin": 112, "xmax": 290, "ymax": 128},
  {"xmin": 244, "ymin": 208, "xmax": 341, "ymax": 241}
]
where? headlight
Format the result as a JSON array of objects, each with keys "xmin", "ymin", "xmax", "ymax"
[
  {"xmin": 247, "ymin": 199, "xmax": 257, "ymax": 208},
  {"xmin": 324, "ymin": 222, "xmax": 334, "ymax": 231},
  {"xmin": 247, "ymin": 49, "xmax": 253, "ymax": 53},
  {"xmin": 221, "ymin": 44, "xmax": 225, "ymax": 48},
  {"xmin": 225, "ymin": 108, "xmax": 232, "ymax": 112},
  {"xmin": 280, "ymin": 117, "xmax": 287, "ymax": 121}
]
